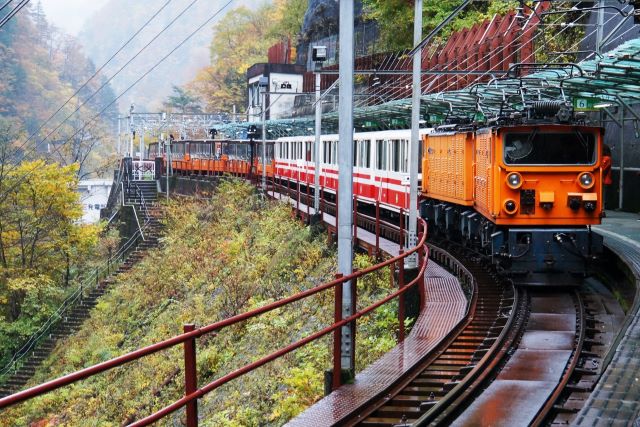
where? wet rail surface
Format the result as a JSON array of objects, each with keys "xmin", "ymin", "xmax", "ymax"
[
  {"xmin": 345, "ymin": 249, "xmax": 517, "ymax": 427},
  {"xmin": 450, "ymin": 291, "xmax": 585, "ymax": 426}
]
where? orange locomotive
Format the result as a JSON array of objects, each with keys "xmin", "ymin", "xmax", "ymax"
[{"xmin": 421, "ymin": 114, "xmax": 604, "ymax": 286}]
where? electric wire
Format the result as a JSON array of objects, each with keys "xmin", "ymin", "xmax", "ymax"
[
  {"xmin": 3, "ymin": 0, "xmax": 193, "ymax": 166},
  {"xmin": 0, "ymin": 0, "xmax": 14, "ymax": 14},
  {"xmin": 2, "ymin": 0, "xmax": 174, "ymax": 166},
  {"xmin": 0, "ymin": 0, "xmax": 29, "ymax": 29},
  {"xmin": 0, "ymin": 0, "xmax": 235, "ymax": 201}
]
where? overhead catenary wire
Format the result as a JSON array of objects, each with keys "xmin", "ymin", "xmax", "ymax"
[
  {"xmin": 0, "ymin": 0, "xmax": 29, "ymax": 29},
  {"xmin": 0, "ymin": 0, "xmax": 14, "ymax": 14},
  {"xmin": 2, "ymin": 0, "xmax": 175, "ymax": 166},
  {"xmin": 3, "ymin": 0, "xmax": 192, "ymax": 166},
  {"xmin": 0, "ymin": 0, "xmax": 236, "ymax": 201}
]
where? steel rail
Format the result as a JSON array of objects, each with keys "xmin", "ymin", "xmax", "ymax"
[
  {"xmin": 420, "ymin": 285, "xmax": 524, "ymax": 426},
  {"xmin": 0, "ymin": 220, "xmax": 428, "ymax": 421},
  {"xmin": 341, "ymin": 244, "xmax": 478, "ymax": 425},
  {"xmin": 530, "ymin": 291, "xmax": 586, "ymax": 426}
]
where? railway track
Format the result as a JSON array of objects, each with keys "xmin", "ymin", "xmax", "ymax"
[
  {"xmin": 345, "ymin": 245, "xmax": 521, "ymax": 427},
  {"xmin": 343, "ymin": 243, "xmax": 606, "ymax": 427},
  {"xmin": 268, "ymin": 182, "xmax": 615, "ymax": 426}
]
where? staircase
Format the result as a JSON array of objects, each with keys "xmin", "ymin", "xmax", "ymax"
[{"xmin": 0, "ymin": 182, "xmax": 161, "ymax": 398}]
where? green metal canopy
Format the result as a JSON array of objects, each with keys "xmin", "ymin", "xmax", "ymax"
[{"xmin": 218, "ymin": 38, "xmax": 640, "ymax": 139}]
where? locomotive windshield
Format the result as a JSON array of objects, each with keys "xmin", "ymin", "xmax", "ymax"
[{"xmin": 503, "ymin": 131, "xmax": 596, "ymax": 165}]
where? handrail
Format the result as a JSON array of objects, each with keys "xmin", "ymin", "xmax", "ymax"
[
  {"xmin": 0, "ymin": 219, "xmax": 429, "ymax": 427},
  {"xmin": 102, "ymin": 160, "xmax": 125, "ymax": 221},
  {"xmin": 0, "ymin": 224, "xmax": 148, "ymax": 378}
]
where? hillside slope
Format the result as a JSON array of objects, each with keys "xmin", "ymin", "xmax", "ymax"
[{"xmin": 1, "ymin": 181, "xmax": 400, "ymax": 426}]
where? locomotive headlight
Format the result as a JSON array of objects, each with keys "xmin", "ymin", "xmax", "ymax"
[
  {"xmin": 578, "ymin": 172, "xmax": 595, "ymax": 189},
  {"xmin": 504, "ymin": 199, "xmax": 518, "ymax": 215},
  {"xmin": 506, "ymin": 172, "xmax": 523, "ymax": 189}
]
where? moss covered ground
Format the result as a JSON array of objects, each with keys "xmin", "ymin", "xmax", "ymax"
[{"xmin": 1, "ymin": 180, "xmax": 400, "ymax": 426}]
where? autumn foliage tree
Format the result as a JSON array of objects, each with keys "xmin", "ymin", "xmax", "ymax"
[
  {"xmin": 0, "ymin": 160, "xmax": 100, "ymax": 360},
  {"xmin": 188, "ymin": 0, "xmax": 307, "ymax": 112}
]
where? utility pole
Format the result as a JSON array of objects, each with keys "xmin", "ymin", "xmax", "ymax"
[
  {"xmin": 261, "ymin": 90, "xmax": 267, "ymax": 191},
  {"xmin": 408, "ymin": 0, "xmax": 423, "ymax": 268},
  {"xmin": 596, "ymin": 0, "xmax": 604, "ymax": 54},
  {"xmin": 338, "ymin": 0, "xmax": 355, "ymax": 375},
  {"xmin": 314, "ymin": 67, "xmax": 322, "ymax": 212},
  {"xmin": 117, "ymin": 116, "xmax": 121, "ymax": 155},
  {"xmin": 129, "ymin": 103, "xmax": 135, "ymax": 157},
  {"xmin": 313, "ymin": 46, "xmax": 327, "ymax": 213},
  {"xmin": 166, "ymin": 135, "xmax": 171, "ymax": 201},
  {"xmin": 140, "ymin": 128, "xmax": 145, "ymax": 163}
]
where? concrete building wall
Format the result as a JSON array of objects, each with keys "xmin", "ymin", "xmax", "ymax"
[{"xmin": 78, "ymin": 180, "xmax": 113, "ymax": 223}]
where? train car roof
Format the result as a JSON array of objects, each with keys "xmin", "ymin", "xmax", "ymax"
[{"xmin": 276, "ymin": 128, "xmax": 435, "ymax": 142}]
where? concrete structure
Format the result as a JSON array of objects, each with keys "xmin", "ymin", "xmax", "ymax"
[
  {"xmin": 78, "ymin": 179, "xmax": 113, "ymax": 223},
  {"xmin": 247, "ymin": 63, "xmax": 305, "ymax": 121}
]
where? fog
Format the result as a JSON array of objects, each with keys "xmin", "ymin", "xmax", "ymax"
[{"xmin": 38, "ymin": 0, "xmax": 110, "ymax": 35}]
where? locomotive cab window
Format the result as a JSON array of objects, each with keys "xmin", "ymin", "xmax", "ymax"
[{"xmin": 503, "ymin": 132, "xmax": 596, "ymax": 165}]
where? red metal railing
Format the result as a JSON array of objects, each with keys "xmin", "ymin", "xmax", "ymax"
[{"xmin": 0, "ymin": 217, "xmax": 428, "ymax": 426}]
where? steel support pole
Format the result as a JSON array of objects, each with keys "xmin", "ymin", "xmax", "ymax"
[
  {"xmin": 408, "ymin": 0, "xmax": 423, "ymax": 269},
  {"xmin": 314, "ymin": 71, "xmax": 321, "ymax": 212},
  {"xmin": 140, "ymin": 129, "xmax": 145, "ymax": 162},
  {"xmin": 619, "ymin": 107, "xmax": 624, "ymax": 210},
  {"xmin": 262, "ymin": 91, "xmax": 267, "ymax": 191},
  {"xmin": 596, "ymin": 0, "xmax": 604, "ymax": 55},
  {"xmin": 338, "ymin": 0, "xmax": 355, "ymax": 373},
  {"xmin": 129, "ymin": 114, "xmax": 134, "ymax": 157},
  {"xmin": 117, "ymin": 117, "xmax": 121, "ymax": 155}
]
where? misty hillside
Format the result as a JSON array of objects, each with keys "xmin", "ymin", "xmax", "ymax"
[{"xmin": 79, "ymin": 0, "xmax": 266, "ymax": 112}]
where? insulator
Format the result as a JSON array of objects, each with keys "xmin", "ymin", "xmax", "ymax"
[{"xmin": 531, "ymin": 101, "xmax": 564, "ymax": 116}]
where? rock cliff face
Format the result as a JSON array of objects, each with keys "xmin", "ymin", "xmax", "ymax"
[{"xmin": 297, "ymin": 0, "xmax": 365, "ymax": 64}]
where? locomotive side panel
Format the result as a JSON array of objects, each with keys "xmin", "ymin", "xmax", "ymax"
[
  {"xmin": 422, "ymin": 132, "xmax": 474, "ymax": 206},
  {"xmin": 473, "ymin": 129, "xmax": 495, "ymax": 218}
]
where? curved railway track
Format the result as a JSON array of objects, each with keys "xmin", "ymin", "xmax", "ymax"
[
  {"xmin": 342, "ymin": 240, "xmax": 601, "ymax": 427},
  {"xmin": 344, "ymin": 245, "xmax": 520, "ymax": 427}
]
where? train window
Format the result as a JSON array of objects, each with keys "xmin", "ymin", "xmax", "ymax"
[
  {"xmin": 306, "ymin": 142, "xmax": 312, "ymax": 161},
  {"xmin": 353, "ymin": 140, "xmax": 358, "ymax": 167},
  {"xmin": 376, "ymin": 140, "xmax": 388, "ymax": 170},
  {"xmin": 363, "ymin": 140, "xmax": 371, "ymax": 168},
  {"xmin": 332, "ymin": 141, "xmax": 338, "ymax": 165},
  {"xmin": 391, "ymin": 139, "xmax": 401, "ymax": 172},
  {"xmin": 503, "ymin": 132, "xmax": 596, "ymax": 165}
]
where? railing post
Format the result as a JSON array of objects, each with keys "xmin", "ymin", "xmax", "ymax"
[
  {"xmin": 398, "ymin": 250, "xmax": 406, "ymax": 342},
  {"xmin": 350, "ymin": 273, "xmax": 357, "ymax": 372},
  {"xmin": 306, "ymin": 182, "xmax": 310, "ymax": 221},
  {"xmin": 333, "ymin": 273, "xmax": 343, "ymax": 391},
  {"xmin": 375, "ymin": 200, "xmax": 380, "ymax": 258},
  {"xmin": 297, "ymin": 177, "xmax": 301, "ymax": 218},
  {"xmin": 418, "ymin": 232, "xmax": 426, "ymax": 309},
  {"xmin": 353, "ymin": 196, "xmax": 358, "ymax": 243},
  {"xmin": 183, "ymin": 324, "xmax": 198, "ymax": 427},
  {"xmin": 399, "ymin": 208, "xmax": 405, "ymax": 251}
]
